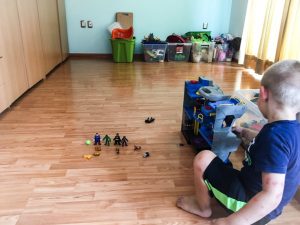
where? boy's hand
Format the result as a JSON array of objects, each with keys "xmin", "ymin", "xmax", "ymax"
[
  {"xmin": 233, "ymin": 126, "xmax": 259, "ymax": 141},
  {"xmin": 232, "ymin": 126, "xmax": 243, "ymax": 137}
]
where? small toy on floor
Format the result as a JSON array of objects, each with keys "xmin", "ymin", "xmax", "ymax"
[
  {"xmin": 83, "ymin": 154, "xmax": 93, "ymax": 160},
  {"xmin": 93, "ymin": 152, "xmax": 100, "ymax": 157},
  {"xmin": 145, "ymin": 117, "xmax": 155, "ymax": 123},
  {"xmin": 94, "ymin": 133, "xmax": 101, "ymax": 145},
  {"xmin": 95, "ymin": 146, "xmax": 101, "ymax": 151},
  {"xmin": 134, "ymin": 145, "xmax": 141, "ymax": 151},
  {"xmin": 121, "ymin": 136, "xmax": 128, "ymax": 146},
  {"xmin": 143, "ymin": 152, "xmax": 150, "ymax": 158},
  {"xmin": 103, "ymin": 134, "xmax": 111, "ymax": 146},
  {"xmin": 113, "ymin": 133, "xmax": 122, "ymax": 145}
]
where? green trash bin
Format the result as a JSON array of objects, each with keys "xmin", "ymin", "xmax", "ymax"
[{"xmin": 111, "ymin": 38, "xmax": 135, "ymax": 63}]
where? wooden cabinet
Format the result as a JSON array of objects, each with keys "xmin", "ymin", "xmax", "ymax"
[
  {"xmin": 0, "ymin": 0, "xmax": 29, "ymax": 105},
  {"xmin": 0, "ymin": 57, "xmax": 4, "ymax": 86},
  {"xmin": 0, "ymin": 57, "xmax": 9, "ymax": 112},
  {"xmin": 0, "ymin": 0, "xmax": 68, "ymax": 114},
  {"xmin": 57, "ymin": 0, "xmax": 69, "ymax": 61},
  {"xmin": 17, "ymin": 0, "xmax": 46, "ymax": 88},
  {"xmin": 37, "ymin": 0, "xmax": 62, "ymax": 73}
]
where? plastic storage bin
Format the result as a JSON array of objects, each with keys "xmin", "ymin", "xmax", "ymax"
[
  {"xmin": 191, "ymin": 42, "xmax": 214, "ymax": 63},
  {"xmin": 111, "ymin": 38, "xmax": 135, "ymax": 63},
  {"xmin": 142, "ymin": 43, "xmax": 167, "ymax": 62},
  {"xmin": 166, "ymin": 43, "xmax": 192, "ymax": 62}
]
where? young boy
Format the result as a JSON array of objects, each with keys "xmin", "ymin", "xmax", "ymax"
[{"xmin": 177, "ymin": 60, "xmax": 300, "ymax": 225}]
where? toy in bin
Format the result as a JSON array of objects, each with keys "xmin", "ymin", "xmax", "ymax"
[
  {"xmin": 183, "ymin": 31, "xmax": 212, "ymax": 42},
  {"xmin": 111, "ymin": 26, "xmax": 133, "ymax": 39}
]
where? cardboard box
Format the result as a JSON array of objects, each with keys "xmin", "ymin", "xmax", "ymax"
[{"xmin": 116, "ymin": 12, "xmax": 133, "ymax": 29}]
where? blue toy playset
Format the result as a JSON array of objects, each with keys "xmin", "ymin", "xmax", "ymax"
[{"xmin": 181, "ymin": 76, "xmax": 246, "ymax": 162}]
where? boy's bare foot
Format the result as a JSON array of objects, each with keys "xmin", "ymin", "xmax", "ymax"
[{"xmin": 176, "ymin": 196, "xmax": 212, "ymax": 218}]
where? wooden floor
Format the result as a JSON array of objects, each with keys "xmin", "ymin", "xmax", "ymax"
[{"xmin": 0, "ymin": 59, "xmax": 299, "ymax": 225}]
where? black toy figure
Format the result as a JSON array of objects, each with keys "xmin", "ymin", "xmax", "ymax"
[
  {"xmin": 94, "ymin": 133, "xmax": 101, "ymax": 145},
  {"xmin": 145, "ymin": 117, "xmax": 155, "ymax": 123},
  {"xmin": 143, "ymin": 152, "xmax": 150, "ymax": 158},
  {"xmin": 121, "ymin": 136, "xmax": 128, "ymax": 146},
  {"xmin": 113, "ymin": 133, "xmax": 121, "ymax": 145}
]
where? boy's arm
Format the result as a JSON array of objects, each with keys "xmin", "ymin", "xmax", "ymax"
[{"xmin": 212, "ymin": 172, "xmax": 285, "ymax": 225}]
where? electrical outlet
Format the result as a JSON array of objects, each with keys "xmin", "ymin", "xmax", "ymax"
[
  {"xmin": 87, "ymin": 21, "xmax": 93, "ymax": 28},
  {"xmin": 80, "ymin": 20, "xmax": 86, "ymax": 28}
]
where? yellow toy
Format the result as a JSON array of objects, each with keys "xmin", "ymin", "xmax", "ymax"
[{"xmin": 83, "ymin": 154, "xmax": 93, "ymax": 160}]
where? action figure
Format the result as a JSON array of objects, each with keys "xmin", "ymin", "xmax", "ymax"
[
  {"xmin": 94, "ymin": 133, "xmax": 101, "ymax": 145},
  {"xmin": 121, "ymin": 136, "xmax": 128, "ymax": 146},
  {"xmin": 102, "ymin": 134, "xmax": 111, "ymax": 146},
  {"xmin": 113, "ymin": 133, "xmax": 121, "ymax": 145}
]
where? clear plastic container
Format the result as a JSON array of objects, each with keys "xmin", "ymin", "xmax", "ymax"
[
  {"xmin": 166, "ymin": 43, "xmax": 192, "ymax": 62},
  {"xmin": 142, "ymin": 43, "xmax": 167, "ymax": 62}
]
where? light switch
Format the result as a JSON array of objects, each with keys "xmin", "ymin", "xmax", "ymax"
[
  {"xmin": 80, "ymin": 20, "xmax": 86, "ymax": 28},
  {"xmin": 87, "ymin": 21, "xmax": 93, "ymax": 28}
]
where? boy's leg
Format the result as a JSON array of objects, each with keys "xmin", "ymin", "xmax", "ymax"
[{"xmin": 177, "ymin": 150, "xmax": 217, "ymax": 218}]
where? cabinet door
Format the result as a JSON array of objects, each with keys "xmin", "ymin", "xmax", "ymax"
[
  {"xmin": 57, "ymin": 0, "xmax": 69, "ymax": 61},
  {"xmin": 0, "ymin": 85, "xmax": 7, "ymax": 113},
  {"xmin": 0, "ymin": 57, "xmax": 9, "ymax": 112},
  {"xmin": 0, "ymin": 56, "xmax": 4, "ymax": 86},
  {"xmin": 37, "ymin": 0, "xmax": 62, "ymax": 73},
  {"xmin": 17, "ymin": 0, "xmax": 46, "ymax": 88},
  {"xmin": 0, "ymin": 0, "xmax": 29, "ymax": 105}
]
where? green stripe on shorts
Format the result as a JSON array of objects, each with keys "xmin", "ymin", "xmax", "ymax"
[{"xmin": 205, "ymin": 180, "xmax": 247, "ymax": 212}]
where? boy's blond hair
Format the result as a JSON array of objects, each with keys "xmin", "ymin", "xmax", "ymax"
[{"xmin": 261, "ymin": 60, "xmax": 300, "ymax": 111}]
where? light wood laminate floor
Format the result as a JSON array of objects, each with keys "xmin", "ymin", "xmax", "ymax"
[{"xmin": 0, "ymin": 59, "xmax": 299, "ymax": 225}]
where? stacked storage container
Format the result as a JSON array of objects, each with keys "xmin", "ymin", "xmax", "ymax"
[
  {"xmin": 142, "ymin": 33, "xmax": 167, "ymax": 62},
  {"xmin": 166, "ymin": 34, "xmax": 192, "ymax": 62},
  {"xmin": 183, "ymin": 31, "xmax": 213, "ymax": 63}
]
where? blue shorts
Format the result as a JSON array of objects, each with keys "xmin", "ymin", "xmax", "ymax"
[{"xmin": 203, "ymin": 157, "xmax": 271, "ymax": 225}]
